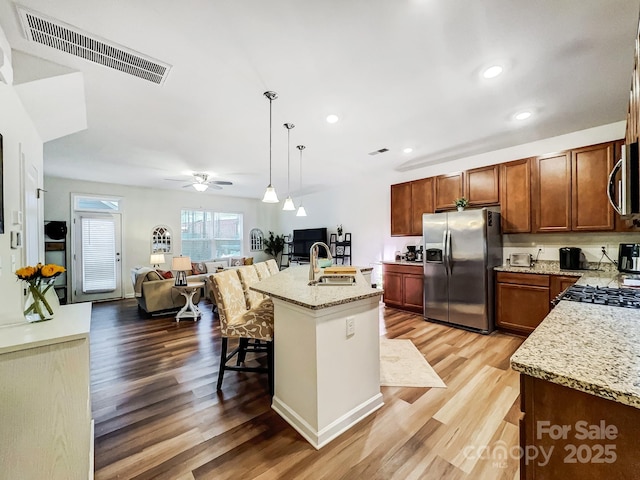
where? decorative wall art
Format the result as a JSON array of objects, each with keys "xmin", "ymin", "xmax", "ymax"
[{"xmin": 151, "ymin": 225, "xmax": 172, "ymax": 253}]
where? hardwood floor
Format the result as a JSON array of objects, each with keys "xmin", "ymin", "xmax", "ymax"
[{"xmin": 91, "ymin": 299, "xmax": 524, "ymax": 480}]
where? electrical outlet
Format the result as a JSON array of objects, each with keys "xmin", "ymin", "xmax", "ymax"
[{"xmin": 346, "ymin": 317, "xmax": 355, "ymax": 337}]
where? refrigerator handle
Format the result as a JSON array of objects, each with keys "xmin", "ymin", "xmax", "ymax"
[
  {"xmin": 442, "ymin": 229, "xmax": 449, "ymax": 274},
  {"xmin": 446, "ymin": 229, "xmax": 452, "ymax": 274}
]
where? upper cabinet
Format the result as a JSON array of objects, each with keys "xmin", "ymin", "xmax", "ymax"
[
  {"xmin": 532, "ymin": 151, "xmax": 572, "ymax": 233},
  {"xmin": 391, "ymin": 178, "xmax": 434, "ymax": 236},
  {"xmin": 465, "ymin": 165, "xmax": 500, "ymax": 206},
  {"xmin": 571, "ymin": 142, "xmax": 615, "ymax": 231},
  {"xmin": 390, "ymin": 182, "xmax": 412, "ymax": 236},
  {"xmin": 500, "ymin": 158, "xmax": 531, "ymax": 234},
  {"xmin": 410, "ymin": 177, "xmax": 434, "ymax": 236},
  {"xmin": 434, "ymin": 172, "xmax": 463, "ymax": 210},
  {"xmin": 391, "ymin": 140, "xmax": 625, "ymax": 236}
]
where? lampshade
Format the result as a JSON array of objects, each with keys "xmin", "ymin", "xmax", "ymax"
[
  {"xmin": 262, "ymin": 91, "xmax": 279, "ymax": 203},
  {"xmin": 296, "ymin": 144, "xmax": 307, "ymax": 216},
  {"xmin": 172, "ymin": 255, "xmax": 191, "ymax": 271},
  {"xmin": 193, "ymin": 183, "xmax": 208, "ymax": 192},
  {"xmin": 283, "ymin": 196, "xmax": 296, "ymax": 210},
  {"xmin": 150, "ymin": 253, "xmax": 165, "ymax": 266},
  {"xmin": 262, "ymin": 185, "xmax": 279, "ymax": 203},
  {"xmin": 171, "ymin": 255, "xmax": 191, "ymax": 286},
  {"xmin": 283, "ymin": 122, "xmax": 295, "ymax": 210}
]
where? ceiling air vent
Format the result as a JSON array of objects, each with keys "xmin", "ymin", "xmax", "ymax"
[
  {"xmin": 368, "ymin": 148, "xmax": 389, "ymax": 156},
  {"xmin": 17, "ymin": 6, "xmax": 171, "ymax": 85}
]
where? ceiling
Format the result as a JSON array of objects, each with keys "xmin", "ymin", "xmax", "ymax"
[{"xmin": 0, "ymin": 0, "xmax": 638, "ymax": 199}]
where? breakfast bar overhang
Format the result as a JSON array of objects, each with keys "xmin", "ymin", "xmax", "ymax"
[{"xmin": 251, "ymin": 266, "xmax": 384, "ymax": 449}]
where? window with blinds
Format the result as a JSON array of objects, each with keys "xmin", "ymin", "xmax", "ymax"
[
  {"xmin": 81, "ymin": 216, "xmax": 117, "ymax": 293},
  {"xmin": 181, "ymin": 210, "xmax": 243, "ymax": 261}
]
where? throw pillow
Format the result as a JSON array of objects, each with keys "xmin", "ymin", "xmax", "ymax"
[
  {"xmin": 205, "ymin": 261, "xmax": 227, "ymax": 273},
  {"xmin": 157, "ymin": 269, "xmax": 173, "ymax": 279},
  {"xmin": 244, "ymin": 257, "xmax": 254, "ymax": 265},
  {"xmin": 212, "ymin": 257, "xmax": 230, "ymax": 267},
  {"xmin": 230, "ymin": 256, "xmax": 245, "ymax": 267},
  {"xmin": 191, "ymin": 262, "xmax": 207, "ymax": 275},
  {"xmin": 145, "ymin": 270, "xmax": 163, "ymax": 281}
]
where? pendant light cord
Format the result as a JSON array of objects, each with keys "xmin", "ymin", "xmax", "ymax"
[{"xmin": 269, "ymin": 97, "xmax": 273, "ymax": 185}]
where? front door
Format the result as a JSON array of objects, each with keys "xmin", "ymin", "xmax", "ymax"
[{"xmin": 72, "ymin": 212, "xmax": 123, "ymax": 302}]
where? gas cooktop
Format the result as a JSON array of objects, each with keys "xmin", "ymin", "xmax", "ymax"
[{"xmin": 558, "ymin": 284, "xmax": 640, "ymax": 309}]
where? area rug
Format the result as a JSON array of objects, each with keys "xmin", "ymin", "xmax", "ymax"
[{"xmin": 380, "ymin": 338, "xmax": 446, "ymax": 388}]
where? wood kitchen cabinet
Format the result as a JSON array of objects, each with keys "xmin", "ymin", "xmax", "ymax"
[
  {"xmin": 571, "ymin": 142, "xmax": 615, "ymax": 231},
  {"xmin": 532, "ymin": 151, "xmax": 572, "ymax": 233},
  {"xmin": 500, "ymin": 158, "xmax": 532, "ymax": 233},
  {"xmin": 390, "ymin": 182, "xmax": 412, "ymax": 236},
  {"xmin": 391, "ymin": 179, "xmax": 434, "ymax": 236},
  {"xmin": 410, "ymin": 177, "xmax": 434, "ymax": 236},
  {"xmin": 382, "ymin": 263, "xmax": 423, "ymax": 313},
  {"xmin": 520, "ymin": 375, "xmax": 640, "ymax": 479},
  {"xmin": 465, "ymin": 164, "xmax": 500, "ymax": 206},
  {"xmin": 550, "ymin": 275, "xmax": 578, "ymax": 299},
  {"xmin": 496, "ymin": 272, "xmax": 551, "ymax": 335},
  {"xmin": 434, "ymin": 172, "xmax": 463, "ymax": 211}
]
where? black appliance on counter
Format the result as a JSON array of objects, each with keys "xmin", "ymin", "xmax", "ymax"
[
  {"xmin": 618, "ymin": 243, "xmax": 640, "ymax": 273},
  {"xmin": 559, "ymin": 247, "xmax": 583, "ymax": 270}
]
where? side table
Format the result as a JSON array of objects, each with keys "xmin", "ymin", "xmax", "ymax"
[{"xmin": 173, "ymin": 282, "xmax": 204, "ymax": 322}]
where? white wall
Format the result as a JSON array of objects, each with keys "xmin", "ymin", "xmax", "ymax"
[
  {"xmin": 44, "ymin": 176, "xmax": 279, "ymax": 298},
  {"xmin": 0, "ymin": 82, "xmax": 44, "ymax": 325},
  {"xmin": 278, "ymin": 121, "xmax": 635, "ymax": 285}
]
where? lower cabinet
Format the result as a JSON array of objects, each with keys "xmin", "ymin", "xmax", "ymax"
[
  {"xmin": 520, "ymin": 375, "xmax": 640, "ymax": 478},
  {"xmin": 382, "ymin": 263, "xmax": 424, "ymax": 314},
  {"xmin": 496, "ymin": 271, "xmax": 577, "ymax": 335}
]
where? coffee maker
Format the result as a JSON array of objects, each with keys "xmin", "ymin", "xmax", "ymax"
[
  {"xmin": 406, "ymin": 245, "xmax": 416, "ymax": 261},
  {"xmin": 618, "ymin": 243, "xmax": 640, "ymax": 273}
]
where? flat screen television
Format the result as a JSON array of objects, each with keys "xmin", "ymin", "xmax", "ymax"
[{"xmin": 291, "ymin": 228, "xmax": 328, "ymax": 261}]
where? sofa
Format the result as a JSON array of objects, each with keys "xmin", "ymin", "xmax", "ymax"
[
  {"xmin": 131, "ymin": 257, "xmax": 255, "ymax": 314},
  {"xmin": 131, "ymin": 267, "xmax": 204, "ymax": 315}
]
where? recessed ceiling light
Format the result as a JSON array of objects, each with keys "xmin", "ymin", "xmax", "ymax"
[
  {"xmin": 326, "ymin": 114, "xmax": 339, "ymax": 124},
  {"xmin": 482, "ymin": 65, "xmax": 503, "ymax": 79},
  {"xmin": 514, "ymin": 110, "xmax": 532, "ymax": 121},
  {"xmin": 403, "ymin": 147, "xmax": 413, "ymax": 154}
]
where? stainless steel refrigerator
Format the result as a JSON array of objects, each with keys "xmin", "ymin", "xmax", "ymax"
[{"xmin": 423, "ymin": 208, "xmax": 502, "ymax": 333}]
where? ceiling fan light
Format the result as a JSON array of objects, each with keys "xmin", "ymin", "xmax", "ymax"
[
  {"xmin": 193, "ymin": 183, "xmax": 208, "ymax": 192},
  {"xmin": 296, "ymin": 205, "xmax": 307, "ymax": 217},
  {"xmin": 283, "ymin": 196, "xmax": 296, "ymax": 211},
  {"xmin": 262, "ymin": 185, "xmax": 279, "ymax": 203}
]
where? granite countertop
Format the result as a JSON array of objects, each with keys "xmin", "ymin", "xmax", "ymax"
[
  {"xmin": 381, "ymin": 260, "xmax": 424, "ymax": 266},
  {"xmin": 511, "ymin": 300, "xmax": 640, "ymax": 409},
  {"xmin": 510, "ymin": 266, "xmax": 640, "ymax": 409},
  {"xmin": 495, "ymin": 260, "xmax": 618, "ymax": 277},
  {"xmin": 251, "ymin": 265, "xmax": 383, "ymax": 310}
]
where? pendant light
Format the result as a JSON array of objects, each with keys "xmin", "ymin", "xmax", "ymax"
[
  {"xmin": 262, "ymin": 91, "xmax": 279, "ymax": 203},
  {"xmin": 296, "ymin": 145, "xmax": 307, "ymax": 217},
  {"xmin": 282, "ymin": 123, "xmax": 296, "ymax": 210}
]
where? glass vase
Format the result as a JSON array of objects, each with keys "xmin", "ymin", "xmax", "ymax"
[{"xmin": 24, "ymin": 281, "xmax": 59, "ymax": 322}]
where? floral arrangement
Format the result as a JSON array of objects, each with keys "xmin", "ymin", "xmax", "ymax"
[
  {"xmin": 337, "ymin": 224, "xmax": 343, "ymax": 236},
  {"xmin": 16, "ymin": 263, "xmax": 65, "ymax": 321},
  {"xmin": 454, "ymin": 197, "xmax": 469, "ymax": 208}
]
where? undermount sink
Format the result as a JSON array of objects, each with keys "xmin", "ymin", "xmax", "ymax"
[{"xmin": 313, "ymin": 275, "xmax": 357, "ymax": 286}]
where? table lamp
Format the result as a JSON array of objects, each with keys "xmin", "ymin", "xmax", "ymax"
[
  {"xmin": 150, "ymin": 253, "xmax": 165, "ymax": 268},
  {"xmin": 171, "ymin": 255, "xmax": 191, "ymax": 286}
]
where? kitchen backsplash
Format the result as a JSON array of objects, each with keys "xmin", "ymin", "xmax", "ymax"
[{"xmin": 502, "ymin": 232, "xmax": 640, "ymax": 265}]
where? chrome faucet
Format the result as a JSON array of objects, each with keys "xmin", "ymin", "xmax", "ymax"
[{"xmin": 309, "ymin": 241, "xmax": 333, "ymax": 281}]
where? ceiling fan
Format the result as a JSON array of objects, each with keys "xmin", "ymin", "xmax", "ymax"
[{"xmin": 166, "ymin": 173, "xmax": 233, "ymax": 192}]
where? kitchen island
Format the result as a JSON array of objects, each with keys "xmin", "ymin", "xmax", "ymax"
[
  {"xmin": 510, "ymin": 270, "xmax": 640, "ymax": 478},
  {"xmin": 251, "ymin": 265, "xmax": 384, "ymax": 449}
]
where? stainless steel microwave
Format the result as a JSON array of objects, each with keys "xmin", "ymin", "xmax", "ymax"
[{"xmin": 608, "ymin": 141, "xmax": 640, "ymax": 216}]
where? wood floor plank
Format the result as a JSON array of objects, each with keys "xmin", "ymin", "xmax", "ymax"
[{"xmin": 91, "ymin": 299, "xmax": 525, "ymax": 479}]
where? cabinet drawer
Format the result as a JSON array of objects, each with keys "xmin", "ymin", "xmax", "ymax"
[
  {"xmin": 496, "ymin": 271, "xmax": 549, "ymax": 287},
  {"xmin": 383, "ymin": 263, "xmax": 423, "ymax": 274}
]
